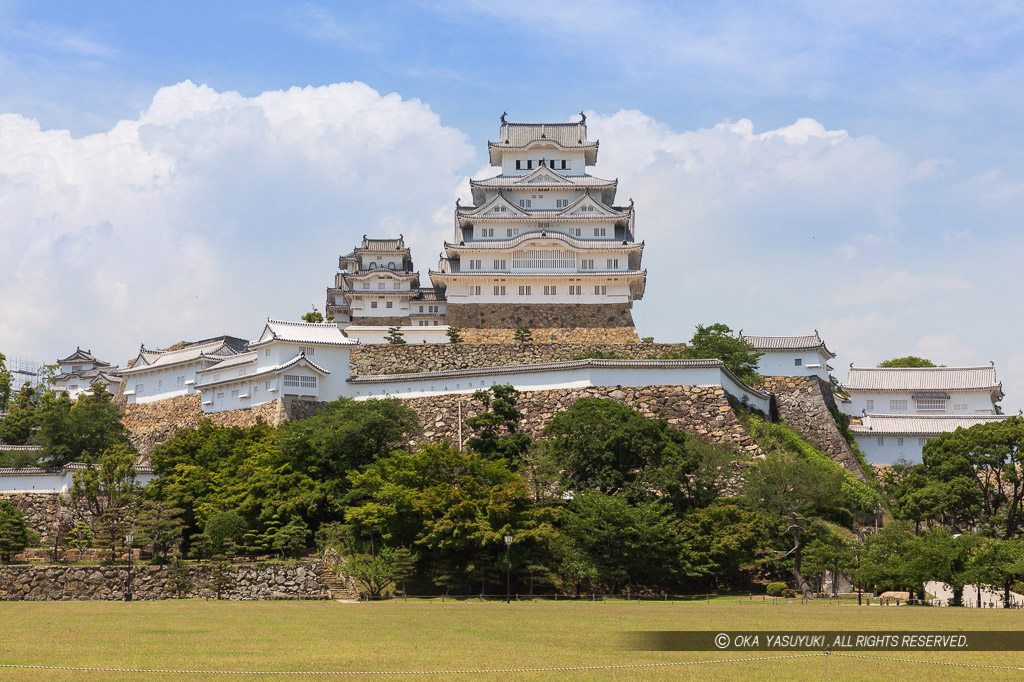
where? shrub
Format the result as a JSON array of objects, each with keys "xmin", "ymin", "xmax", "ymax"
[
  {"xmin": 782, "ymin": 588, "xmax": 800, "ymax": 599},
  {"xmin": 766, "ymin": 581, "xmax": 786, "ymax": 597}
]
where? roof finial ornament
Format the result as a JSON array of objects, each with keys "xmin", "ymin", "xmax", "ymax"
[
  {"xmin": 850, "ymin": 362, "xmax": 854, "ymax": 368},
  {"xmin": 455, "ymin": 197, "xmax": 461, "ymax": 208},
  {"xmin": 579, "ymin": 111, "xmax": 586, "ymax": 124},
  {"xmin": 500, "ymin": 112, "xmax": 507, "ymax": 124},
  {"xmin": 629, "ymin": 197, "xmax": 634, "ymax": 207}
]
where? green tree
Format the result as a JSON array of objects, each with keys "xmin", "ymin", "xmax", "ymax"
[
  {"xmin": 67, "ymin": 521, "xmax": 93, "ymax": 561},
  {"xmin": 0, "ymin": 384, "xmax": 40, "ymax": 447},
  {"xmin": 465, "ymin": 385, "xmax": 532, "ymax": 467},
  {"xmin": 542, "ymin": 398, "xmax": 700, "ymax": 505},
  {"xmin": 136, "ymin": 498, "xmax": 186, "ymax": 560},
  {"xmin": 347, "ymin": 546, "xmax": 403, "ymax": 597},
  {"xmin": 0, "ymin": 352, "xmax": 13, "ymax": 406},
  {"xmin": 513, "ymin": 325, "xmax": 533, "ymax": 343},
  {"xmin": 205, "ymin": 512, "xmax": 246, "ymax": 556},
  {"xmin": 271, "ymin": 517, "xmax": 309, "ymax": 558},
  {"xmin": 70, "ymin": 444, "xmax": 141, "ymax": 562},
  {"xmin": 385, "ymin": 327, "xmax": 407, "ymax": 344},
  {"xmin": 207, "ymin": 559, "xmax": 235, "ymax": 599},
  {"xmin": 35, "ymin": 382, "xmax": 132, "ymax": 467},
  {"xmin": 445, "ymin": 326, "xmax": 464, "ymax": 344},
  {"xmin": 677, "ymin": 323, "xmax": 762, "ymax": 386},
  {"xmin": 301, "ymin": 307, "xmax": 324, "ymax": 324},
  {"xmin": 0, "ymin": 501, "xmax": 30, "ymax": 561},
  {"xmin": 166, "ymin": 557, "xmax": 193, "ymax": 597},
  {"xmin": 877, "ymin": 356, "xmax": 937, "ymax": 368},
  {"xmin": 679, "ymin": 503, "xmax": 764, "ymax": 586}
]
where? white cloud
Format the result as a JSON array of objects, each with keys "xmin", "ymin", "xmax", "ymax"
[{"xmin": 0, "ymin": 80, "xmax": 473, "ymax": 366}]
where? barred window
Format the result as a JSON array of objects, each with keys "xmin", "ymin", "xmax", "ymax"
[
  {"xmin": 889, "ymin": 399, "xmax": 907, "ymax": 412},
  {"xmin": 915, "ymin": 399, "xmax": 947, "ymax": 411},
  {"xmin": 284, "ymin": 375, "xmax": 317, "ymax": 389},
  {"xmin": 866, "ymin": 400, "xmax": 874, "ymax": 411}
]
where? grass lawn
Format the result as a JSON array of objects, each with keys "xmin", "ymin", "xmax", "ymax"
[{"xmin": 0, "ymin": 600, "xmax": 1022, "ymax": 681}]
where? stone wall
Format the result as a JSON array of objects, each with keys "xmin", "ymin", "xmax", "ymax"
[
  {"xmin": 350, "ymin": 316, "xmax": 408, "ymax": 326},
  {"xmin": 460, "ymin": 327, "xmax": 640, "ymax": 344},
  {"xmin": 399, "ymin": 385, "xmax": 762, "ymax": 456},
  {"xmin": 123, "ymin": 395, "xmax": 283, "ymax": 458},
  {"xmin": 0, "ymin": 493, "xmax": 63, "ymax": 543},
  {"xmin": 760, "ymin": 376, "xmax": 866, "ymax": 480},
  {"xmin": 351, "ymin": 342, "xmax": 687, "ymax": 375},
  {"xmin": 445, "ymin": 302, "xmax": 636, "ymax": 330},
  {"xmin": 0, "ymin": 560, "xmax": 328, "ymax": 601}
]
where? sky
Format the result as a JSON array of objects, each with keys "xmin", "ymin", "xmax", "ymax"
[{"xmin": 1, "ymin": 1, "xmax": 1023, "ymax": 412}]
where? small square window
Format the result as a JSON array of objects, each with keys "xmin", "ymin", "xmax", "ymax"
[
  {"xmin": 794, "ymin": 358, "xmax": 802, "ymax": 366},
  {"xmin": 877, "ymin": 437, "xmax": 884, "ymax": 446}
]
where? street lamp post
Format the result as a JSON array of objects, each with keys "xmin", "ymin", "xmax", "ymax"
[
  {"xmin": 504, "ymin": 535, "xmax": 513, "ymax": 604},
  {"xmin": 124, "ymin": 532, "xmax": 134, "ymax": 602}
]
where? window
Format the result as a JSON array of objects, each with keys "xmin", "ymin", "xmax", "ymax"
[
  {"xmin": 526, "ymin": 160, "xmax": 533, "ymax": 170},
  {"xmin": 574, "ymin": 227, "xmax": 582, "ymax": 236},
  {"xmin": 538, "ymin": 221, "xmax": 550, "ymax": 228},
  {"xmin": 231, "ymin": 389, "xmax": 239, "ymax": 400},
  {"xmin": 918, "ymin": 438, "xmax": 927, "ymax": 446},
  {"xmin": 419, "ymin": 306, "xmax": 424, "ymax": 313},
  {"xmin": 386, "ymin": 301, "xmax": 393, "ymax": 309},
  {"xmin": 72, "ymin": 365, "xmax": 82, "ymax": 373},
  {"xmin": 468, "ymin": 259, "xmax": 482, "ymax": 270},
  {"xmin": 580, "ymin": 259, "xmax": 594, "ymax": 270},
  {"xmin": 794, "ymin": 358, "xmax": 802, "ymax": 366},
  {"xmin": 429, "ymin": 305, "xmax": 439, "ymax": 313},
  {"xmin": 556, "ymin": 199, "xmax": 568, "ymax": 208},
  {"xmin": 890, "ymin": 399, "xmax": 907, "ymax": 412},
  {"xmin": 265, "ymin": 349, "xmax": 270, "ymax": 357},
  {"xmin": 176, "ymin": 375, "xmax": 185, "ymax": 387},
  {"xmin": 515, "ymin": 160, "xmax": 521, "ymax": 170},
  {"xmin": 284, "ymin": 375, "xmax": 317, "ymax": 389},
  {"xmin": 594, "ymin": 227, "xmax": 606, "ymax": 236},
  {"xmin": 394, "ymin": 283, "xmax": 401, "ymax": 290},
  {"xmin": 866, "ymin": 399, "xmax": 874, "ymax": 411},
  {"xmin": 362, "ymin": 283, "xmax": 369, "ymax": 290},
  {"xmin": 69, "ymin": 384, "xmax": 78, "ymax": 392},
  {"xmin": 915, "ymin": 399, "xmax": 947, "ymax": 411},
  {"xmin": 569, "ymin": 285, "xmax": 581, "ymax": 295},
  {"xmin": 606, "ymin": 258, "xmax": 619, "ymax": 269},
  {"xmin": 560, "ymin": 160, "xmax": 568, "ymax": 169},
  {"xmin": 519, "ymin": 199, "xmax": 532, "ymax": 208},
  {"xmin": 472, "ymin": 285, "xmax": 481, "ymax": 295},
  {"xmin": 594, "ymin": 285, "xmax": 607, "ymax": 295},
  {"xmin": 543, "ymin": 285, "xmax": 557, "ymax": 295},
  {"xmin": 877, "ymin": 437, "xmax": 884, "ymax": 446},
  {"xmin": 481, "ymin": 228, "xmax": 494, "ymax": 237},
  {"xmin": 217, "ymin": 392, "xmax": 224, "ymax": 403},
  {"xmin": 418, "ymin": 321, "xmax": 426, "ymax": 326},
  {"xmin": 518, "ymin": 285, "xmax": 532, "ymax": 295},
  {"xmin": 954, "ymin": 403, "xmax": 968, "ymax": 412},
  {"xmin": 253, "ymin": 384, "xmax": 259, "ymax": 396},
  {"xmin": 135, "ymin": 383, "xmax": 144, "ymax": 394},
  {"xmin": 493, "ymin": 259, "xmax": 506, "ymax": 269},
  {"xmin": 493, "ymin": 285, "xmax": 506, "ymax": 295},
  {"xmin": 158, "ymin": 379, "xmax": 163, "ymax": 388},
  {"xmin": 371, "ymin": 301, "xmax": 378, "ymax": 309},
  {"xmin": 897, "ymin": 437, "xmax": 904, "ymax": 446},
  {"xmin": 506, "ymin": 228, "xmax": 519, "ymax": 237},
  {"xmin": 300, "ymin": 346, "xmax": 315, "ymax": 356},
  {"xmin": 377, "ymin": 282, "xmax": 385, "ymax": 289},
  {"xmin": 494, "ymin": 205, "xmax": 507, "ymax": 213}
]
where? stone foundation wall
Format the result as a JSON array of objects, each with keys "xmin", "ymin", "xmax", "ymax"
[
  {"xmin": 760, "ymin": 376, "xmax": 866, "ymax": 480},
  {"xmin": 351, "ymin": 342, "xmax": 687, "ymax": 375},
  {"xmin": 0, "ymin": 493, "xmax": 63, "ymax": 543},
  {"xmin": 459, "ymin": 327, "xmax": 640, "ymax": 344},
  {"xmin": 0, "ymin": 560, "xmax": 328, "ymax": 601},
  {"xmin": 123, "ymin": 395, "xmax": 283, "ymax": 457},
  {"xmin": 399, "ymin": 385, "xmax": 762, "ymax": 456},
  {"xmin": 444, "ymin": 303, "xmax": 636, "ymax": 330}
]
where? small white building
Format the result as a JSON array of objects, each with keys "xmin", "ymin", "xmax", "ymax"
[
  {"xmin": 120, "ymin": 336, "xmax": 249, "ymax": 404},
  {"xmin": 196, "ymin": 319, "xmax": 358, "ymax": 413},
  {"xmin": 0, "ymin": 462, "xmax": 156, "ymax": 493},
  {"xmin": 841, "ymin": 364, "xmax": 1007, "ymax": 464},
  {"xmin": 740, "ymin": 332, "xmax": 835, "ymax": 381},
  {"xmin": 342, "ymin": 325, "xmax": 451, "ymax": 345},
  {"xmin": 53, "ymin": 348, "xmax": 121, "ymax": 400}
]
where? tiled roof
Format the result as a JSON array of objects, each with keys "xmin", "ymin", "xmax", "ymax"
[
  {"xmin": 57, "ymin": 348, "xmax": 109, "ymax": 366},
  {"xmin": 359, "ymin": 236, "xmax": 408, "ymax": 252},
  {"xmin": 741, "ymin": 332, "xmax": 835, "ymax": 358},
  {"xmin": 121, "ymin": 339, "xmax": 243, "ymax": 375},
  {"xmin": 850, "ymin": 414, "xmax": 1010, "ymax": 435},
  {"xmin": 493, "ymin": 122, "xmax": 591, "ymax": 148},
  {"xmin": 471, "ymin": 173, "xmax": 614, "ymax": 188},
  {"xmin": 446, "ymin": 232, "xmax": 643, "ymax": 252},
  {"xmin": 0, "ymin": 462, "xmax": 154, "ymax": 476},
  {"xmin": 55, "ymin": 366, "xmax": 122, "ymax": 382},
  {"xmin": 196, "ymin": 352, "xmax": 330, "ymax": 389},
  {"xmin": 0, "ymin": 444, "xmax": 42, "ymax": 452},
  {"xmin": 844, "ymin": 366, "xmax": 1001, "ymax": 392},
  {"xmin": 197, "ymin": 351, "xmax": 258, "ymax": 374},
  {"xmin": 251, "ymin": 319, "xmax": 358, "ymax": 348},
  {"xmin": 349, "ymin": 357, "xmax": 768, "ymax": 398}
]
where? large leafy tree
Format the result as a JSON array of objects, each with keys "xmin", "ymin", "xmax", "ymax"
[
  {"xmin": 465, "ymin": 385, "xmax": 532, "ymax": 467},
  {"xmin": 920, "ymin": 416, "xmax": 1024, "ymax": 539},
  {"xmin": 0, "ymin": 384, "xmax": 41, "ymax": 449},
  {"xmin": 679, "ymin": 502, "xmax": 765, "ymax": 587},
  {"xmin": 0, "ymin": 501, "xmax": 30, "ymax": 561},
  {"xmin": 71, "ymin": 444, "xmax": 141, "ymax": 561},
  {"xmin": 678, "ymin": 323, "xmax": 762, "ymax": 386},
  {"xmin": 35, "ymin": 382, "xmax": 132, "ymax": 466},
  {"xmin": 542, "ymin": 398, "xmax": 704, "ymax": 506}
]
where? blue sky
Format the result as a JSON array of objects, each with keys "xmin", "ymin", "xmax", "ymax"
[{"xmin": 2, "ymin": 1, "xmax": 1023, "ymax": 410}]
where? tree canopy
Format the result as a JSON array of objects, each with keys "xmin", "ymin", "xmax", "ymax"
[
  {"xmin": 877, "ymin": 356, "xmax": 937, "ymax": 368},
  {"xmin": 677, "ymin": 323, "xmax": 763, "ymax": 386}
]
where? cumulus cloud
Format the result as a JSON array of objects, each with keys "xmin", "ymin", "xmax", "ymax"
[{"xmin": 0, "ymin": 81, "xmax": 473, "ymax": 365}]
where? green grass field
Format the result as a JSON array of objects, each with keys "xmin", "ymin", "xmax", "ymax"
[{"xmin": 1, "ymin": 600, "xmax": 1022, "ymax": 681}]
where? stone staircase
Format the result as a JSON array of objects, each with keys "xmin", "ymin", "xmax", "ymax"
[{"xmin": 317, "ymin": 548, "xmax": 362, "ymax": 601}]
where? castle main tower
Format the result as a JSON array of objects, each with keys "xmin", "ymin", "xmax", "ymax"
[{"xmin": 429, "ymin": 114, "xmax": 645, "ymax": 341}]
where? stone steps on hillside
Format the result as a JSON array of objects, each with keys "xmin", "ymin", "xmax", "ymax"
[{"xmin": 321, "ymin": 573, "xmax": 360, "ymax": 601}]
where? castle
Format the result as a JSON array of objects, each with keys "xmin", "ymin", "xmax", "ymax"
[{"xmin": 327, "ymin": 115, "xmax": 645, "ymax": 344}]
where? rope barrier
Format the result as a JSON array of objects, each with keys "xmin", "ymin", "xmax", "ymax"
[
  {"xmin": 830, "ymin": 652, "xmax": 1024, "ymax": 671},
  {"xmin": 0, "ymin": 653, "xmax": 823, "ymax": 676}
]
